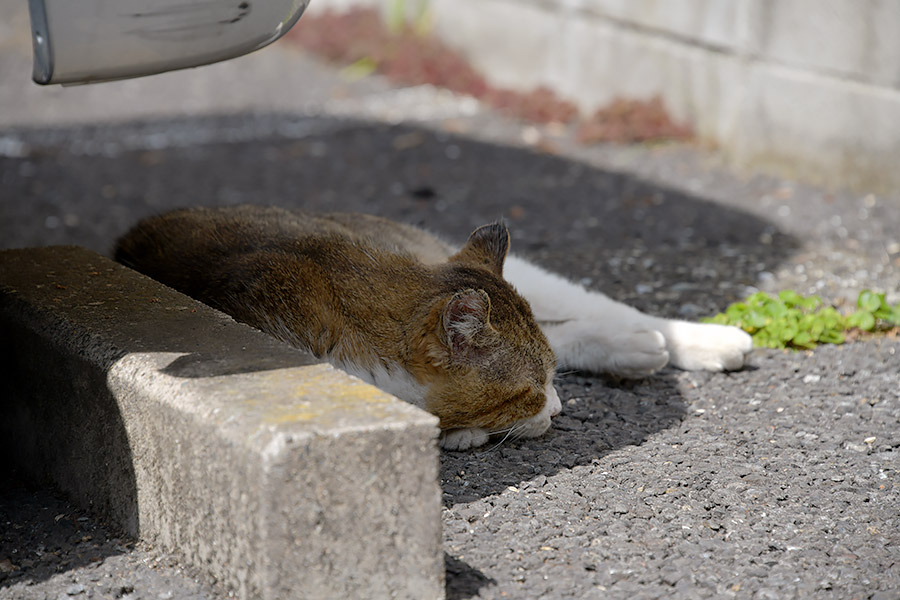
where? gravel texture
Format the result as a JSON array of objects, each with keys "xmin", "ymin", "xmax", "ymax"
[
  {"xmin": 2, "ymin": 49, "xmax": 899, "ymax": 600},
  {"xmin": 0, "ymin": 474, "xmax": 218, "ymax": 600}
]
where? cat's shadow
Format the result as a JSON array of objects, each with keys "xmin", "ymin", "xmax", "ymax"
[{"xmin": 439, "ymin": 369, "xmax": 689, "ymax": 506}]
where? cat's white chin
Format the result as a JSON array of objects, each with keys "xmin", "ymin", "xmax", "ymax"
[{"xmin": 440, "ymin": 383, "xmax": 562, "ymax": 451}]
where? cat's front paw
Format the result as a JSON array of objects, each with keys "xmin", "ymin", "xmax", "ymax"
[
  {"xmin": 660, "ymin": 321, "xmax": 752, "ymax": 371},
  {"xmin": 440, "ymin": 428, "xmax": 489, "ymax": 451},
  {"xmin": 606, "ymin": 329, "xmax": 670, "ymax": 378},
  {"xmin": 544, "ymin": 321, "xmax": 669, "ymax": 378}
]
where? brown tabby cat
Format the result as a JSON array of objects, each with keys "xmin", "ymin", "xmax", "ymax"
[{"xmin": 115, "ymin": 205, "xmax": 561, "ymax": 450}]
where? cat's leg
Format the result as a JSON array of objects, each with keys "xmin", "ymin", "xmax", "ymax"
[
  {"xmin": 504, "ymin": 255, "xmax": 752, "ymax": 376},
  {"xmin": 504, "ymin": 256, "xmax": 668, "ymax": 376}
]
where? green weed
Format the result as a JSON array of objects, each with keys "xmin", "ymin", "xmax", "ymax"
[{"xmin": 704, "ymin": 289, "xmax": 900, "ymax": 350}]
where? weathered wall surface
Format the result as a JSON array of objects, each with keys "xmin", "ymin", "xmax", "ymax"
[{"xmin": 314, "ymin": 0, "xmax": 900, "ymax": 192}]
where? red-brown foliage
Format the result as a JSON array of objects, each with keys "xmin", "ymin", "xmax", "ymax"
[{"xmin": 288, "ymin": 8, "xmax": 692, "ymax": 141}]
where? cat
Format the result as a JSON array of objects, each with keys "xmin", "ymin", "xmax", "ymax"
[{"xmin": 115, "ymin": 205, "xmax": 752, "ymax": 450}]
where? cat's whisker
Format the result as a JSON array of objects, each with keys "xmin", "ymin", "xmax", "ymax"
[
  {"xmin": 488, "ymin": 426, "xmax": 515, "ymax": 436},
  {"xmin": 510, "ymin": 423, "xmax": 532, "ymax": 442},
  {"xmin": 504, "ymin": 423, "xmax": 530, "ymax": 442},
  {"xmin": 479, "ymin": 424, "xmax": 522, "ymax": 454},
  {"xmin": 480, "ymin": 439, "xmax": 507, "ymax": 455}
]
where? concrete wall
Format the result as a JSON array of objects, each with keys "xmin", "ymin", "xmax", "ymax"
[{"xmin": 313, "ymin": 0, "xmax": 900, "ymax": 193}]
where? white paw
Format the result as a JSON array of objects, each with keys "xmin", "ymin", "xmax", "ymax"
[
  {"xmin": 440, "ymin": 428, "xmax": 489, "ymax": 451},
  {"xmin": 605, "ymin": 329, "xmax": 670, "ymax": 378},
  {"xmin": 545, "ymin": 321, "xmax": 669, "ymax": 378},
  {"xmin": 660, "ymin": 321, "xmax": 753, "ymax": 371}
]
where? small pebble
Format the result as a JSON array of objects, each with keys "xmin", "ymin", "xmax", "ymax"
[{"xmin": 66, "ymin": 583, "xmax": 85, "ymax": 595}]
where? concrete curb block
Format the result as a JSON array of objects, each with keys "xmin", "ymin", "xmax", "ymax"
[{"xmin": 1, "ymin": 246, "xmax": 444, "ymax": 600}]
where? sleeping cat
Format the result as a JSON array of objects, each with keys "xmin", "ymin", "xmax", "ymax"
[{"xmin": 115, "ymin": 206, "xmax": 751, "ymax": 450}]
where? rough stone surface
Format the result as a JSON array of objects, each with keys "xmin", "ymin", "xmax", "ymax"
[
  {"xmin": 441, "ymin": 341, "xmax": 900, "ymax": 599},
  {"xmin": 0, "ymin": 247, "xmax": 442, "ymax": 600}
]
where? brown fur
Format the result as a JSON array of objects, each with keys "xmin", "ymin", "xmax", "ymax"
[{"xmin": 115, "ymin": 206, "xmax": 556, "ymax": 432}]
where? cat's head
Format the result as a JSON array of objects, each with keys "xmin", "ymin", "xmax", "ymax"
[{"xmin": 411, "ymin": 222, "xmax": 561, "ymax": 448}]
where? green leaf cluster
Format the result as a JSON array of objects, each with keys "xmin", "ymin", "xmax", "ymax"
[
  {"xmin": 846, "ymin": 290, "xmax": 900, "ymax": 332},
  {"xmin": 703, "ymin": 289, "xmax": 900, "ymax": 350}
]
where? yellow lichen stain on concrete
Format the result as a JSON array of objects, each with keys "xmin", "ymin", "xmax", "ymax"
[{"xmin": 247, "ymin": 364, "xmax": 400, "ymax": 425}]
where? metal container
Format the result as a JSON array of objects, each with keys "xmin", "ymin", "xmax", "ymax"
[{"xmin": 28, "ymin": 0, "xmax": 310, "ymax": 84}]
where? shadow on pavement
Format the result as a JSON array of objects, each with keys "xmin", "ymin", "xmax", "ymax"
[
  {"xmin": 1, "ymin": 115, "xmax": 798, "ymax": 308},
  {"xmin": 0, "ymin": 470, "xmax": 129, "ymax": 590},
  {"xmin": 0, "ymin": 316, "xmax": 140, "ymax": 591},
  {"xmin": 439, "ymin": 370, "xmax": 689, "ymax": 503},
  {"xmin": 445, "ymin": 553, "xmax": 496, "ymax": 600},
  {"xmin": 1, "ymin": 112, "xmax": 800, "ymax": 595}
]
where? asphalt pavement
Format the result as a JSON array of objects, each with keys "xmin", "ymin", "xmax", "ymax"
[{"xmin": 2, "ymin": 5, "xmax": 899, "ymax": 598}]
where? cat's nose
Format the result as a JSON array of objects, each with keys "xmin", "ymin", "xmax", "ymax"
[{"xmin": 546, "ymin": 385, "xmax": 562, "ymax": 417}]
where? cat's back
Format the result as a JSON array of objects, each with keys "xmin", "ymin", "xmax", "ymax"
[
  {"xmin": 319, "ymin": 212, "xmax": 454, "ymax": 264},
  {"xmin": 116, "ymin": 205, "xmax": 452, "ymax": 263}
]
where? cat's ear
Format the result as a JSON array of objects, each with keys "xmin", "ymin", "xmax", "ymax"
[
  {"xmin": 451, "ymin": 221, "xmax": 510, "ymax": 276},
  {"xmin": 442, "ymin": 289, "xmax": 491, "ymax": 360}
]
